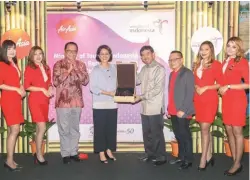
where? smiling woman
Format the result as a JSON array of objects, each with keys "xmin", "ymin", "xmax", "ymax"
[
  {"xmin": 24, "ymin": 46, "xmax": 53, "ymax": 165},
  {"xmin": 90, "ymin": 44, "xmax": 118, "ymax": 164}
]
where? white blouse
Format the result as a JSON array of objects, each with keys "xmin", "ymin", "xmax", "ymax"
[{"xmin": 196, "ymin": 60, "xmax": 203, "ymax": 79}]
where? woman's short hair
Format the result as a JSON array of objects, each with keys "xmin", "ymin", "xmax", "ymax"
[{"xmin": 96, "ymin": 45, "xmax": 113, "ymax": 62}]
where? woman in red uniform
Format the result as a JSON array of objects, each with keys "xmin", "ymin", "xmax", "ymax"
[
  {"xmin": 219, "ymin": 37, "xmax": 249, "ymax": 176},
  {"xmin": 24, "ymin": 46, "xmax": 53, "ymax": 165},
  {"xmin": 193, "ymin": 41, "xmax": 222, "ymax": 171},
  {"xmin": 0, "ymin": 40, "xmax": 25, "ymax": 171}
]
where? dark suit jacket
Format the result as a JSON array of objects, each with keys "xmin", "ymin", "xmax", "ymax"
[{"xmin": 168, "ymin": 66, "xmax": 195, "ymax": 118}]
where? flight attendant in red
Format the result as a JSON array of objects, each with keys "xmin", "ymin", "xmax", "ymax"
[
  {"xmin": 0, "ymin": 40, "xmax": 25, "ymax": 171},
  {"xmin": 24, "ymin": 46, "xmax": 53, "ymax": 165},
  {"xmin": 193, "ymin": 41, "xmax": 222, "ymax": 171},
  {"xmin": 219, "ymin": 37, "xmax": 249, "ymax": 176}
]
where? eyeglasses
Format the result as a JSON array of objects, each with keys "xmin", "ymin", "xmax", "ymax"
[
  {"xmin": 168, "ymin": 57, "xmax": 182, "ymax": 63},
  {"xmin": 66, "ymin": 50, "xmax": 77, "ymax": 54}
]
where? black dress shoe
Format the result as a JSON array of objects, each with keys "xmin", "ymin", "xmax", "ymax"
[
  {"xmin": 4, "ymin": 163, "xmax": 21, "ymax": 172},
  {"xmin": 70, "ymin": 155, "xmax": 81, "ymax": 162},
  {"xmin": 178, "ymin": 162, "xmax": 192, "ymax": 170},
  {"xmin": 153, "ymin": 160, "xmax": 167, "ymax": 166},
  {"xmin": 169, "ymin": 159, "xmax": 183, "ymax": 165},
  {"xmin": 224, "ymin": 165, "xmax": 243, "ymax": 176},
  {"xmin": 138, "ymin": 156, "xmax": 155, "ymax": 162},
  {"xmin": 63, "ymin": 156, "xmax": 71, "ymax": 164}
]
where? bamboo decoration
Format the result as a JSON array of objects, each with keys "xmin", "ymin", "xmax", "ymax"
[
  {"xmin": 0, "ymin": 1, "xmax": 241, "ymax": 154},
  {"xmin": 229, "ymin": 3, "xmax": 234, "ymax": 37},
  {"xmin": 36, "ymin": 1, "xmax": 40, "ymax": 46},
  {"xmin": 40, "ymin": 1, "xmax": 45, "ymax": 51},
  {"xmin": 0, "ymin": 1, "xmax": 47, "ymax": 154},
  {"xmin": 30, "ymin": 1, "xmax": 35, "ymax": 46},
  {"xmin": 233, "ymin": 2, "xmax": 239, "ymax": 36},
  {"xmin": 175, "ymin": 1, "xmax": 181, "ymax": 51},
  {"xmin": 181, "ymin": 1, "xmax": 187, "ymax": 65}
]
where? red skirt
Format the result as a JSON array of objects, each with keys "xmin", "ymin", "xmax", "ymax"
[
  {"xmin": 1, "ymin": 93, "xmax": 24, "ymax": 126},
  {"xmin": 28, "ymin": 94, "xmax": 49, "ymax": 123},
  {"xmin": 194, "ymin": 100, "xmax": 218, "ymax": 123}
]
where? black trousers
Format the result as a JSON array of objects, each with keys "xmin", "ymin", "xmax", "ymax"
[
  {"xmin": 93, "ymin": 109, "xmax": 118, "ymax": 153},
  {"xmin": 141, "ymin": 114, "xmax": 166, "ymax": 161},
  {"xmin": 171, "ymin": 115, "xmax": 193, "ymax": 162}
]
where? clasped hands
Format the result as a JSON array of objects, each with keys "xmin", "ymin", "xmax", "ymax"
[
  {"xmin": 42, "ymin": 86, "xmax": 54, "ymax": 98},
  {"xmin": 195, "ymin": 85, "xmax": 208, "ymax": 95}
]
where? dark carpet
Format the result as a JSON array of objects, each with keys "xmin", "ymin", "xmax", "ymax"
[{"xmin": 0, "ymin": 153, "xmax": 249, "ymax": 180}]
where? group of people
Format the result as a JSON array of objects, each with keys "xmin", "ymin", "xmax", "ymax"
[{"xmin": 0, "ymin": 36, "xmax": 248, "ymax": 177}]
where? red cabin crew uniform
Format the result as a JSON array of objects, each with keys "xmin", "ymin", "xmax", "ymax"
[
  {"xmin": 221, "ymin": 58, "xmax": 249, "ymax": 126},
  {"xmin": 194, "ymin": 60, "xmax": 222, "ymax": 123},
  {"xmin": 24, "ymin": 65, "xmax": 52, "ymax": 123},
  {"xmin": 0, "ymin": 62, "xmax": 24, "ymax": 126}
]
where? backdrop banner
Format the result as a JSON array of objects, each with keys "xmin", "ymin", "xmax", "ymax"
[{"xmin": 47, "ymin": 11, "xmax": 175, "ymax": 142}]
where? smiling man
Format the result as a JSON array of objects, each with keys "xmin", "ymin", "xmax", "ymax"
[
  {"xmin": 53, "ymin": 42, "xmax": 89, "ymax": 164},
  {"xmin": 167, "ymin": 50, "xmax": 195, "ymax": 170},
  {"xmin": 135, "ymin": 45, "xmax": 166, "ymax": 166}
]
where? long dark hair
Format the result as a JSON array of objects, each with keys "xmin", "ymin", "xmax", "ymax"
[
  {"xmin": 27, "ymin": 46, "xmax": 49, "ymax": 70},
  {"xmin": 0, "ymin": 46, "xmax": 8, "ymax": 63},
  {"xmin": 0, "ymin": 40, "xmax": 17, "ymax": 65}
]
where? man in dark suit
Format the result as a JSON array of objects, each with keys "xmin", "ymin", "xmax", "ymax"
[{"xmin": 167, "ymin": 50, "xmax": 195, "ymax": 170}]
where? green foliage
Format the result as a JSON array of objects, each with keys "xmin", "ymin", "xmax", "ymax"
[
  {"xmin": 243, "ymin": 116, "xmax": 249, "ymax": 138},
  {"xmin": 19, "ymin": 119, "xmax": 55, "ymax": 140},
  {"xmin": 211, "ymin": 112, "xmax": 249, "ymax": 139},
  {"xmin": 164, "ymin": 116, "xmax": 201, "ymax": 133},
  {"xmin": 0, "ymin": 126, "xmax": 6, "ymax": 133}
]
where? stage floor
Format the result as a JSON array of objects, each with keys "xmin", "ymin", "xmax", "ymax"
[{"xmin": 0, "ymin": 153, "xmax": 249, "ymax": 180}]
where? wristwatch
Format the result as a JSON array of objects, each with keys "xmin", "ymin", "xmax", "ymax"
[{"xmin": 227, "ymin": 84, "xmax": 231, "ymax": 89}]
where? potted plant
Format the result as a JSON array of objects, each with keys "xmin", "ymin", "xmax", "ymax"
[
  {"xmin": 212, "ymin": 113, "xmax": 249, "ymax": 156},
  {"xmin": 164, "ymin": 117, "xmax": 201, "ymax": 157},
  {"xmin": 243, "ymin": 116, "xmax": 249, "ymax": 152},
  {"xmin": 0, "ymin": 126, "xmax": 6, "ymax": 133},
  {"xmin": 19, "ymin": 119, "xmax": 55, "ymax": 155},
  {"xmin": 211, "ymin": 112, "xmax": 232, "ymax": 156}
]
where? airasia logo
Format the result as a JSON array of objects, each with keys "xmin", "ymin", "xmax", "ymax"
[
  {"xmin": 1, "ymin": 28, "xmax": 32, "ymax": 59},
  {"xmin": 16, "ymin": 38, "xmax": 30, "ymax": 47},
  {"xmin": 56, "ymin": 19, "xmax": 78, "ymax": 40},
  {"xmin": 57, "ymin": 25, "xmax": 77, "ymax": 34}
]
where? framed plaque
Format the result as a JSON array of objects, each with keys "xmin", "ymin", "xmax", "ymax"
[{"xmin": 114, "ymin": 63, "xmax": 136, "ymax": 103}]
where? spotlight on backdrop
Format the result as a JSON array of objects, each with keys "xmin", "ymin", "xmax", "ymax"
[
  {"xmin": 143, "ymin": 1, "xmax": 148, "ymax": 11},
  {"xmin": 5, "ymin": 1, "xmax": 16, "ymax": 12},
  {"xmin": 76, "ymin": 1, "xmax": 81, "ymax": 12}
]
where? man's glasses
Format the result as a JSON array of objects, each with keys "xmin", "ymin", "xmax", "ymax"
[
  {"xmin": 66, "ymin": 50, "xmax": 77, "ymax": 54},
  {"xmin": 168, "ymin": 57, "xmax": 182, "ymax": 63}
]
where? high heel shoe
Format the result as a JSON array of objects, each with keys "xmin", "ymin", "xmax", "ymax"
[
  {"xmin": 4, "ymin": 163, "xmax": 21, "ymax": 172},
  {"xmin": 197, "ymin": 157, "xmax": 215, "ymax": 171},
  {"xmin": 100, "ymin": 159, "xmax": 108, "ymax": 164},
  {"xmin": 207, "ymin": 157, "xmax": 215, "ymax": 167},
  {"xmin": 34, "ymin": 153, "xmax": 48, "ymax": 165},
  {"xmin": 105, "ymin": 152, "xmax": 116, "ymax": 161},
  {"xmin": 224, "ymin": 165, "xmax": 243, "ymax": 176}
]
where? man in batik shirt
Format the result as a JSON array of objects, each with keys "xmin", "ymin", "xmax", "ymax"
[{"xmin": 53, "ymin": 42, "xmax": 89, "ymax": 164}]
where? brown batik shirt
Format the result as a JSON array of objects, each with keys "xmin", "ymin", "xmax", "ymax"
[{"xmin": 53, "ymin": 58, "xmax": 89, "ymax": 108}]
